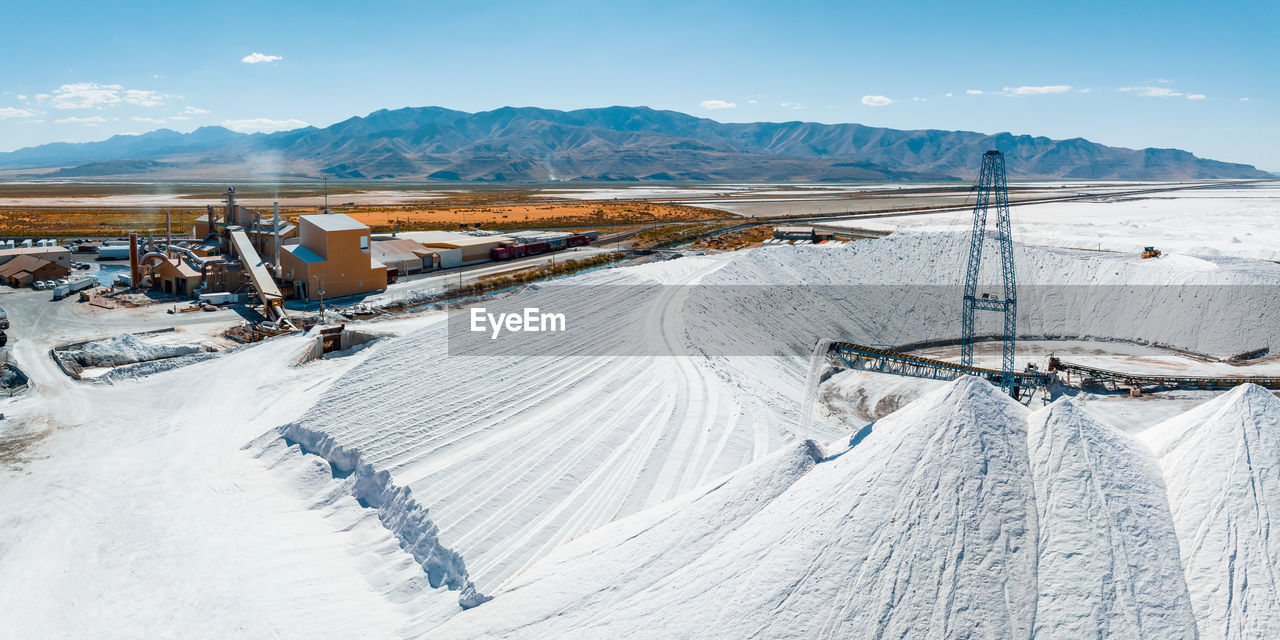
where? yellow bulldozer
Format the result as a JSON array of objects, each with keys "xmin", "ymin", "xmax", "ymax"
[{"xmin": 1142, "ymin": 246, "xmax": 1162, "ymax": 259}]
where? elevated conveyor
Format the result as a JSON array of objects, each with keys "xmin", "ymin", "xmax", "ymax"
[
  {"xmin": 1049, "ymin": 357, "xmax": 1280, "ymax": 391},
  {"xmin": 828, "ymin": 341, "xmax": 1054, "ymax": 395},
  {"xmin": 229, "ymin": 228, "xmax": 293, "ymax": 327}
]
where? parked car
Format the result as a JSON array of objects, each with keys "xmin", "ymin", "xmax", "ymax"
[
  {"xmin": 32, "ymin": 281, "xmax": 47, "ymax": 290},
  {"xmin": 55, "ymin": 278, "xmax": 69, "ymax": 286}
]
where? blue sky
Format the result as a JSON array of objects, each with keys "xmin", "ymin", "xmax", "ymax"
[{"xmin": 2, "ymin": 0, "xmax": 1276, "ymax": 169}]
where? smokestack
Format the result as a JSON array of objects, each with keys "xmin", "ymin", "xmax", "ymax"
[
  {"xmin": 165, "ymin": 211, "xmax": 172, "ymax": 255},
  {"xmin": 273, "ymin": 202, "xmax": 281, "ymax": 272},
  {"xmin": 129, "ymin": 232, "xmax": 140, "ymax": 288},
  {"xmin": 224, "ymin": 187, "xmax": 236, "ymax": 226}
]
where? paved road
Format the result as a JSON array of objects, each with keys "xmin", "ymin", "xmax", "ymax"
[{"xmin": 0, "ymin": 286, "xmax": 241, "ymax": 394}]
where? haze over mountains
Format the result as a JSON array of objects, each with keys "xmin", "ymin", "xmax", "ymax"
[{"xmin": 0, "ymin": 106, "xmax": 1271, "ymax": 182}]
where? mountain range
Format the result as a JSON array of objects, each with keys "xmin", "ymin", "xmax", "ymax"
[{"xmin": 0, "ymin": 106, "xmax": 1271, "ymax": 181}]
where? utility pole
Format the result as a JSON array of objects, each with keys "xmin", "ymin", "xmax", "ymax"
[
  {"xmin": 961, "ymin": 150, "xmax": 1018, "ymax": 396},
  {"xmin": 323, "ymin": 177, "xmax": 328, "ymax": 212},
  {"xmin": 313, "ymin": 274, "xmax": 325, "ymax": 320}
]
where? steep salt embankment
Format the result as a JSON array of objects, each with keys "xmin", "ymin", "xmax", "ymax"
[
  {"xmin": 686, "ymin": 232, "xmax": 1280, "ymax": 360},
  {"xmin": 1140, "ymin": 384, "xmax": 1280, "ymax": 638},
  {"xmin": 249, "ymin": 253, "xmax": 837, "ymax": 609}
]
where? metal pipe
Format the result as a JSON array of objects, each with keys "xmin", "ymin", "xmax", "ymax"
[
  {"xmin": 273, "ymin": 202, "xmax": 281, "ymax": 274},
  {"xmin": 129, "ymin": 233, "xmax": 140, "ymax": 287}
]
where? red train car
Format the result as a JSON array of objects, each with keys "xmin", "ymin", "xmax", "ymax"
[
  {"xmin": 524, "ymin": 241, "xmax": 550, "ymax": 256},
  {"xmin": 567, "ymin": 234, "xmax": 590, "ymax": 247},
  {"xmin": 491, "ymin": 244, "xmax": 530, "ymax": 261}
]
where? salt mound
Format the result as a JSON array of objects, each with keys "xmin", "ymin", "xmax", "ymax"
[
  {"xmin": 435, "ymin": 377, "xmax": 1040, "ymax": 638},
  {"xmin": 1028, "ymin": 398, "xmax": 1196, "ymax": 637},
  {"xmin": 437, "ymin": 380, "xmax": 1280, "ymax": 639},
  {"xmin": 61, "ymin": 333, "xmax": 205, "ymax": 368},
  {"xmin": 1140, "ymin": 384, "xmax": 1280, "ymax": 637}
]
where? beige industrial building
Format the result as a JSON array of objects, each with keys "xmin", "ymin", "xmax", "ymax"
[
  {"xmin": 279, "ymin": 214, "xmax": 387, "ymax": 301},
  {"xmin": 0, "ymin": 245, "xmax": 72, "ymax": 270},
  {"xmin": 371, "ymin": 238, "xmax": 438, "ymax": 274},
  {"xmin": 400, "ymin": 231, "xmax": 513, "ymax": 266}
]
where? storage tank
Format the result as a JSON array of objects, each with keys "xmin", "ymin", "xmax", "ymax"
[{"xmin": 98, "ymin": 245, "xmax": 132, "ymax": 260}]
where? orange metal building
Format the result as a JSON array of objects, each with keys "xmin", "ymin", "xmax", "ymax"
[{"xmin": 279, "ymin": 214, "xmax": 386, "ymax": 301}]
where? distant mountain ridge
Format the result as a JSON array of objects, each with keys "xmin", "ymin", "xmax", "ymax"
[{"xmin": 0, "ymin": 106, "xmax": 1270, "ymax": 181}]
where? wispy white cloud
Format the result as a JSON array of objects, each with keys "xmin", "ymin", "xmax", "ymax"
[
  {"xmin": 780, "ymin": 102, "xmax": 806, "ymax": 110},
  {"xmin": 54, "ymin": 115, "xmax": 107, "ymax": 125},
  {"xmin": 49, "ymin": 82, "xmax": 122, "ymax": 109},
  {"xmin": 1003, "ymin": 85, "xmax": 1072, "ymax": 95},
  {"xmin": 45, "ymin": 82, "xmax": 169, "ymax": 109},
  {"xmin": 1186, "ymin": 93, "xmax": 1206, "ymax": 100},
  {"xmin": 944, "ymin": 92, "xmax": 954, "ymax": 97},
  {"xmin": 218, "ymin": 117, "xmax": 308, "ymax": 133},
  {"xmin": 746, "ymin": 98, "xmax": 759, "ymax": 104},
  {"xmin": 860, "ymin": 95, "xmax": 893, "ymax": 107},
  {"xmin": 1120, "ymin": 86, "xmax": 1184, "ymax": 97},
  {"xmin": 699, "ymin": 99, "xmax": 736, "ymax": 110},
  {"xmin": 183, "ymin": 106, "xmax": 211, "ymax": 115},
  {"xmin": 1241, "ymin": 97, "xmax": 1251, "ymax": 102},
  {"xmin": 123, "ymin": 89, "xmax": 167, "ymax": 107},
  {"xmin": 131, "ymin": 116, "xmax": 167, "ymax": 124},
  {"xmin": 16, "ymin": 94, "xmax": 27, "ymax": 101},
  {"xmin": 0, "ymin": 107, "xmax": 36, "ymax": 119},
  {"xmin": 965, "ymin": 89, "xmax": 983, "ymax": 95},
  {"xmin": 241, "ymin": 52, "xmax": 283, "ymax": 64},
  {"xmin": 1077, "ymin": 88, "xmax": 1092, "ymax": 93},
  {"xmin": 170, "ymin": 115, "xmax": 192, "ymax": 121}
]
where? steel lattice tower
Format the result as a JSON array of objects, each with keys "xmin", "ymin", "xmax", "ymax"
[{"xmin": 961, "ymin": 150, "xmax": 1018, "ymax": 395}]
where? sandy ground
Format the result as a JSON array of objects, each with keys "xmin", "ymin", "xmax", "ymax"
[
  {"xmin": 343, "ymin": 201, "xmax": 720, "ymax": 228},
  {"xmin": 0, "ymin": 190, "xmax": 450, "ymax": 208}
]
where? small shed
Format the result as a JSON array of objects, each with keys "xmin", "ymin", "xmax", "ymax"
[{"xmin": 153, "ymin": 258, "xmax": 203, "ymax": 297}]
